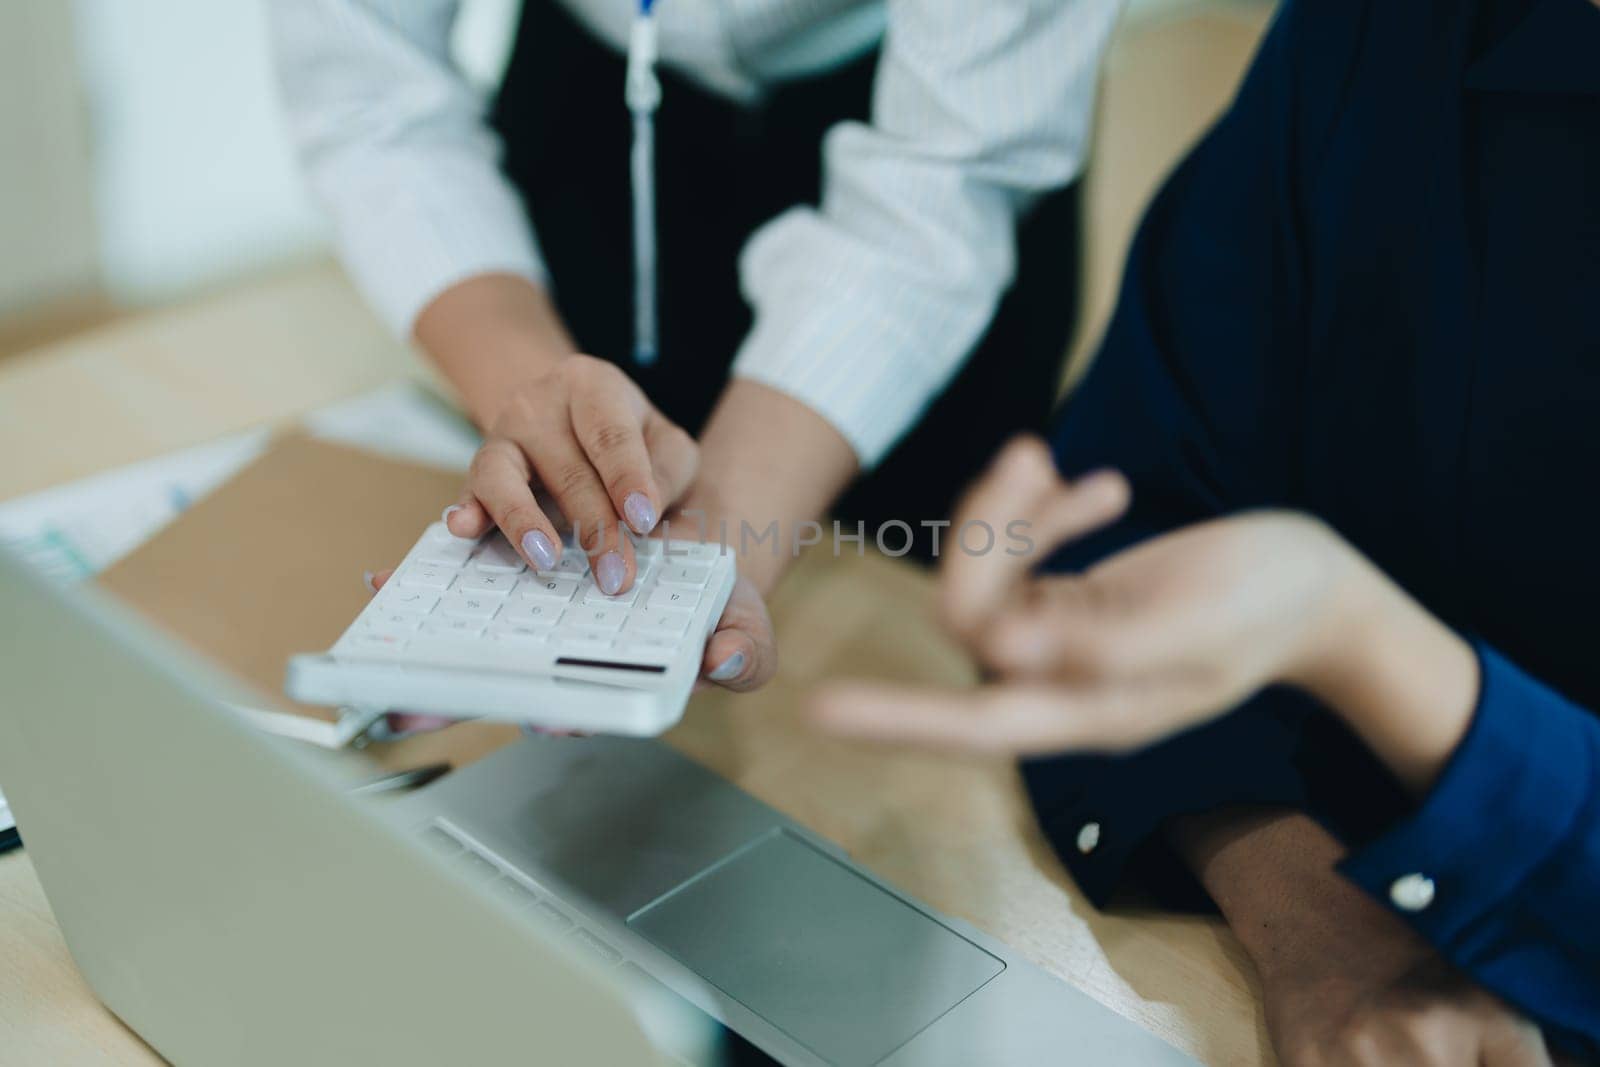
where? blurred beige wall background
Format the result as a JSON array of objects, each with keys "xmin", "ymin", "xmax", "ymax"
[
  {"xmin": 1067, "ymin": 1, "xmax": 1270, "ymax": 385},
  {"xmin": 0, "ymin": 3, "xmax": 97, "ymax": 318}
]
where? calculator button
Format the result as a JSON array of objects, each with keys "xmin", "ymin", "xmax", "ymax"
[
  {"xmin": 549, "ymin": 554, "xmax": 589, "ymax": 576},
  {"xmin": 364, "ymin": 611, "xmax": 424, "ymax": 633},
  {"xmin": 459, "ymin": 572, "xmax": 516, "ymax": 596},
  {"xmin": 342, "ymin": 633, "xmax": 408, "ymax": 658},
  {"xmin": 400, "ymin": 565, "xmax": 455, "ymax": 591},
  {"xmin": 633, "ymin": 610, "xmax": 693, "ymax": 637},
  {"xmin": 625, "ymin": 634, "xmax": 677, "ymax": 650},
  {"xmin": 668, "ymin": 541, "xmax": 724, "ymax": 560},
  {"xmin": 520, "ymin": 576, "xmax": 579, "ymax": 603},
  {"xmin": 633, "ymin": 538, "xmax": 665, "ymax": 560},
  {"xmin": 657, "ymin": 564, "xmax": 711, "ymax": 588},
  {"xmin": 555, "ymin": 635, "xmax": 616, "ymax": 656},
  {"xmin": 440, "ymin": 594, "xmax": 502, "ymax": 621},
  {"xmin": 567, "ymin": 606, "xmax": 627, "ymax": 633},
  {"xmin": 383, "ymin": 590, "xmax": 440, "ymax": 615},
  {"xmin": 472, "ymin": 537, "xmax": 527, "ymax": 573},
  {"xmin": 647, "ymin": 587, "xmax": 699, "ymax": 611},
  {"xmin": 610, "ymin": 641, "xmax": 675, "ymax": 668},
  {"xmin": 493, "ymin": 617, "xmax": 554, "ymax": 636},
  {"xmin": 420, "ymin": 619, "xmax": 487, "ymax": 641},
  {"xmin": 502, "ymin": 602, "xmax": 563, "ymax": 626},
  {"xmin": 491, "ymin": 626, "xmax": 552, "ymax": 648},
  {"xmin": 416, "ymin": 535, "xmax": 477, "ymax": 567},
  {"xmin": 412, "ymin": 636, "xmax": 506, "ymax": 670}
]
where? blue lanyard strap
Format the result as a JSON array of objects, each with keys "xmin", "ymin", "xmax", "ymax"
[{"xmin": 627, "ymin": 4, "xmax": 662, "ymax": 367}]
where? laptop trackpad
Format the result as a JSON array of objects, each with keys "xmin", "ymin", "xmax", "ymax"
[{"xmin": 628, "ymin": 831, "xmax": 1004, "ymax": 1066}]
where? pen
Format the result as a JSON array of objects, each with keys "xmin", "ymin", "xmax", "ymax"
[{"xmin": 345, "ymin": 762, "xmax": 451, "ymax": 797}]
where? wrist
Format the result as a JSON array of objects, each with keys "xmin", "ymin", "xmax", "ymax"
[
  {"xmin": 1173, "ymin": 810, "xmax": 1342, "ymax": 981},
  {"xmin": 1280, "ymin": 530, "xmax": 1391, "ymax": 698},
  {"xmin": 414, "ymin": 273, "xmax": 577, "ymax": 428},
  {"xmin": 1173, "ymin": 809, "xmax": 1424, "ymax": 985},
  {"xmin": 671, "ymin": 380, "xmax": 859, "ymax": 597},
  {"xmin": 1282, "ymin": 533, "xmax": 1479, "ymax": 793}
]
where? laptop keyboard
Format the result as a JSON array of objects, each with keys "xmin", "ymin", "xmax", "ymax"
[{"xmin": 421, "ymin": 822, "xmax": 625, "ymax": 967}]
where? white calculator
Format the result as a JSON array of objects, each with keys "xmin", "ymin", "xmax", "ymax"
[{"xmin": 286, "ymin": 522, "xmax": 736, "ymax": 736}]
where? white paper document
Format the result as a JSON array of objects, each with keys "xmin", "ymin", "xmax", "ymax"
[{"xmin": 0, "ymin": 382, "xmax": 478, "ymax": 583}]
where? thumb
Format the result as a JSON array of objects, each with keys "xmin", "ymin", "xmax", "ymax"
[{"xmin": 698, "ymin": 576, "xmax": 776, "ymax": 692}]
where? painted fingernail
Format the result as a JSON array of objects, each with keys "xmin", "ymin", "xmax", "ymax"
[
  {"xmin": 522, "ymin": 530, "xmax": 558, "ymax": 571},
  {"xmin": 623, "ymin": 492, "xmax": 658, "ymax": 534},
  {"xmin": 595, "ymin": 551, "xmax": 626, "ymax": 595},
  {"xmin": 442, "ymin": 504, "xmax": 471, "ymax": 538},
  {"xmin": 362, "ymin": 570, "xmax": 377, "ymax": 594},
  {"xmin": 708, "ymin": 651, "xmax": 746, "ymax": 682}
]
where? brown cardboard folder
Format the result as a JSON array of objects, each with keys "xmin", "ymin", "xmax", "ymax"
[{"xmin": 97, "ymin": 434, "xmax": 461, "ymax": 744}]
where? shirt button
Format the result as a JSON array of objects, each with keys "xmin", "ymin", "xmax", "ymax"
[
  {"xmin": 1389, "ymin": 873, "xmax": 1435, "ymax": 912},
  {"xmin": 1076, "ymin": 821, "xmax": 1101, "ymax": 855}
]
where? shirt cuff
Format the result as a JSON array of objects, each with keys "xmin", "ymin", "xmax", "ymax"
[
  {"xmin": 730, "ymin": 299, "xmax": 980, "ymax": 469},
  {"xmin": 730, "ymin": 212, "xmax": 1000, "ymax": 468},
  {"xmin": 1338, "ymin": 640, "xmax": 1595, "ymax": 951},
  {"xmin": 316, "ymin": 153, "xmax": 547, "ymax": 338}
]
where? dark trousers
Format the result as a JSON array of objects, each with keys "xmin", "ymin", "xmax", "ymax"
[{"xmin": 491, "ymin": 1, "xmax": 1081, "ymax": 560}]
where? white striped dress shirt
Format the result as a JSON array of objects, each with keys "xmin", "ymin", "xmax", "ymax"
[{"xmin": 267, "ymin": 0, "xmax": 1123, "ymax": 465}]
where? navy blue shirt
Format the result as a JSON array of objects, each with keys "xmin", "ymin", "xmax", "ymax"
[{"xmin": 1027, "ymin": 0, "xmax": 1600, "ymax": 1053}]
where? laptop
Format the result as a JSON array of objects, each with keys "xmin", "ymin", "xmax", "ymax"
[{"xmin": 0, "ymin": 550, "xmax": 1199, "ymax": 1065}]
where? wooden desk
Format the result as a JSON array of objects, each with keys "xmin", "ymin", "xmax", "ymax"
[{"xmin": 0, "ymin": 264, "xmax": 1269, "ymax": 1065}]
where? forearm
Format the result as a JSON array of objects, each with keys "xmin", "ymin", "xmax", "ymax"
[
  {"xmin": 1171, "ymin": 808, "xmax": 1425, "ymax": 981},
  {"xmin": 413, "ymin": 273, "xmax": 577, "ymax": 427},
  {"xmin": 672, "ymin": 379, "xmax": 859, "ymax": 595},
  {"xmin": 1292, "ymin": 547, "xmax": 1481, "ymax": 795}
]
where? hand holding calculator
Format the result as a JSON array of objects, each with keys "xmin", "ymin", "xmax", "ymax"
[{"xmin": 287, "ymin": 522, "xmax": 736, "ymax": 735}]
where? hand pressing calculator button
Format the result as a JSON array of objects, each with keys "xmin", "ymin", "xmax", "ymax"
[{"xmin": 286, "ymin": 524, "xmax": 737, "ymax": 736}]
